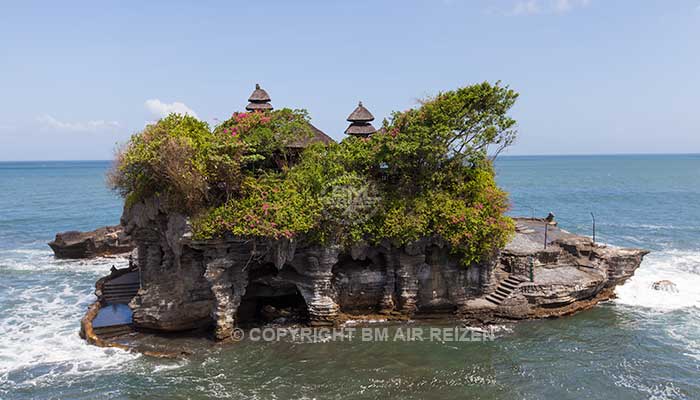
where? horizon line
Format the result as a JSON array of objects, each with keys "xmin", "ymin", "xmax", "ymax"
[{"xmin": 1, "ymin": 152, "xmax": 700, "ymax": 163}]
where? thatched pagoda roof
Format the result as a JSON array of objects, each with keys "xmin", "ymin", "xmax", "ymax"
[
  {"xmin": 248, "ymin": 84, "xmax": 271, "ymax": 102},
  {"xmin": 240, "ymin": 83, "xmax": 335, "ymax": 148},
  {"xmin": 346, "ymin": 101, "xmax": 375, "ymax": 122},
  {"xmin": 345, "ymin": 101, "xmax": 377, "ymax": 137},
  {"xmin": 246, "ymin": 84, "xmax": 273, "ymax": 111},
  {"xmin": 344, "ymin": 123, "xmax": 377, "ymax": 136}
]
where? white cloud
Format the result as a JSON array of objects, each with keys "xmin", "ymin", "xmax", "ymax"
[
  {"xmin": 37, "ymin": 115, "xmax": 119, "ymax": 132},
  {"xmin": 554, "ymin": 0, "xmax": 590, "ymax": 13},
  {"xmin": 511, "ymin": 0, "xmax": 539, "ymax": 15},
  {"xmin": 145, "ymin": 99, "xmax": 198, "ymax": 119},
  {"xmin": 509, "ymin": 0, "xmax": 590, "ymax": 16}
]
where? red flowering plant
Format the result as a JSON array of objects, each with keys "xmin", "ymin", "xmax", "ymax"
[
  {"xmin": 192, "ymin": 174, "xmax": 320, "ymax": 240},
  {"xmin": 114, "ymin": 82, "xmax": 518, "ymax": 267},
  {"xmin": 213, "ymin": 108, "xmax": 314, "ymax": 171}
]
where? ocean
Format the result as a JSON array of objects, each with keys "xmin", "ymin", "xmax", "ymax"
[{"xmin": 0, "ymin": 155, "xmax": 698, "ymax": 399}]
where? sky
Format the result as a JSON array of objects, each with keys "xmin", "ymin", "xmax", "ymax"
[{"xmin": 0, "ymin": 0, "xmax": 699, "ymax": 161}]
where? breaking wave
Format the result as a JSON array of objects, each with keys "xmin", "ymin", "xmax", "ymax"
[
  {"xmin": 614, "ymin": 250, "xmax": 700, "ymax": 311},
  {"xmin": 0, "ymin": 252, "xmax": 136, "ymax": 394}
]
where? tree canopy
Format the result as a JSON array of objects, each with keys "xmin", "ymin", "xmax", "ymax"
[{"xmin": 109, "ymin": 82, "xmax": 518, "ymax": 265}]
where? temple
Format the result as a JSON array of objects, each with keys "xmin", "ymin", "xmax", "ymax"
[
  {"xmin": 77, "ymin": 85, "xmax": 649, "ymax": 354},
  {"xmin": 344, "ymin": 101, "xmax": 377, "ymax": 138},
  {"xmin": 245, "ymin": 84, "xmax": 273, "ymax": 112},
  {"xmin": 245, "ymin": 84, "xmax": 334, "ymax": 149}
]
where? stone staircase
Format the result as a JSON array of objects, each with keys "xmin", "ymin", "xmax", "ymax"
[
  {"xmin": 102, "ymin": 271, "xmax": 140, "ymax": 304},
  {"xmin": 92, "ymin": 324, "xmax": 134, "ymax": 338},
  {"xmin": 485, "ymin": 275, "xmax": 527, "ymax": 305},
  {"xmin": 515, "ymin": 222, "xmax": 536, "ymax": 234}
]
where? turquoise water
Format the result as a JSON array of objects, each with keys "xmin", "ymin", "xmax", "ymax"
[{"xmin": 1, "ymin": 156, "xmax": 699, "ymax": 399}]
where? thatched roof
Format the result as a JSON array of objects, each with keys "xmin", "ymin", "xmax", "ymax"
[
  {"xmin": 287, "ymin": 122, "xmax": 336, "ymax": 148},
  {"xmin": 345, "ymin": 122, "xmax": 377, "ymax": 136},
  {"xmin": 246, "ymin": 84, "xmax": 273, "ymax": 111},
  {"xmin": 241, "ymin": 83, "xmax": 335, "ymax": 148},
  {"xmin": 245, "ymin": 102, "xmax": 273, "ymax": 111},
  {"xmin": 248, "ymin": 84, "xmax": 271, "ymax": 102},
  {"xmin": 347, "ymin": 101, "xmax": 374, "ymax": 122}
]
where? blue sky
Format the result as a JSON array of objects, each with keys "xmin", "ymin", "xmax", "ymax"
[{"xmin": 1, "ymin": 0, "xmax": 699, "ymax": 160}]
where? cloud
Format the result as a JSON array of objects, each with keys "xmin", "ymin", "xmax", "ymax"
[
  {"xmin": 554, "ymin": 0, "xmax": 590, "ymax": 13},
  {"xmin": 37, "ymin": 115, "xmax": 119, "ymax": 132},
  {"xmin": 511, "ymin": 0, "xmax": 539, "ymax": 15},
  {"xmin": 509, "ymin": 0, "xmax": 590, "ymax": 15},
  {"xmin": 145, "ymin": 99, "xmax": 198, "ymax": 119}
]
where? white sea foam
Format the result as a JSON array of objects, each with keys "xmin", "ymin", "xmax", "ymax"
[
  {"xmin": 0, "ymin": 249, "xmax": 128, "ymax": 274},
  {"xmin": 614, "ymin": 250, "xmax": 700, "ymax": 311},
  {"xmin": 0, "ymin": 255, "xmax": 135, "ymax": 391}
]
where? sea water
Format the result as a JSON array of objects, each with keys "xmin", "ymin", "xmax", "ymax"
[{"xmin": 0, "ymin": 156, "xmax": 698, "ymax": 399}]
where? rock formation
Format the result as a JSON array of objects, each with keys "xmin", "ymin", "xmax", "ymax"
[
  {"xmin": 49, "ymin": 225, "xmax": 134, "ymax": 259},
  {"xmin": 110, "ymin": 198, "xmax": 649, "ymax": 341},
  {"xmin": 652, "ymin": 280, "xmax": 678, "ymax": 293}
]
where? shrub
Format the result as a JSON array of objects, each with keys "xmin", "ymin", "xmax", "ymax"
[{"xmin": 111, "ymin": 82, "xmax": 518, "ymax": 266}]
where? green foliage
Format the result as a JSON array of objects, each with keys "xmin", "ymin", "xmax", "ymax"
[
  {"xmin": 213, "ymin": 108, "xmax": 314, "ymax": 171},
  {"xmin": 108, "ymin": 114, "xmax": 233, "ymax": 212},
  {"xmin": 111, "ymin": 82, "xmax": 518, "ymax": 266},
  {"xmin": 192, "ymin": 174, "xmax": 321, "ymax": 240}
]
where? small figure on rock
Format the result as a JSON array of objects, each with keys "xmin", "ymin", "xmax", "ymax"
[
  {"xmin": 651, "ymin": 280, "xmax": 678, "ymax": 293},
  {"xmin": 546, "ymin": 212, "xmax": 556, "ymax": 224}
]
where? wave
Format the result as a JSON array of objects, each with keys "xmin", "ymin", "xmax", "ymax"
[
  {"xmin": 614, "ymin": 250, "xmax": 700, "ymax": 311},
  {"xmin": 0, "ymin": 281, "xmax": 137, "ymax": 392},
  {"xmin": 0, "ymin": 250, "xmax": 134, "ymax": 392},
  {"xmin": 0, "ymin": 249, "xmax": 129, "ymax": 274}
]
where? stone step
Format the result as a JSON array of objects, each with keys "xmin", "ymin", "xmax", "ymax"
[
  {"xmin": 496, "ymin": 288, "xmax": 513, "ymax": 296},
  {"xmin": 485, "ymin": 296, "xmax": 501, "ymax": 305},
  {"xmin": 103, "ymin": 293, "xmax": 138, "ymax": 298},
  {"xmin": 490, "ymin": 292, "xmax": 507, "ymax": 300},
  {"xmin": 103, "ymin": 283, "xmax": 140, "ymax": 290},
  {"xmin": 94, "ymin": 324, "xmax": 133, "ymax": 338},
  {"xmin": 103, "ymin": 288, "xmax": 138, "ymax": 295},
  {"xmin": 103, "ymin": 290, "xmax": 138, "ymax": 296},
  {"xmin": 103, "ymin": 294, "xmax": 137, "ymax": 301},
  {"xmin": 104, "ymin": 293, "xmax": 136, "ymax": 298},
  {"xmin": 501, "ymin": 281, "xmax": 518, "ymax": 290}
]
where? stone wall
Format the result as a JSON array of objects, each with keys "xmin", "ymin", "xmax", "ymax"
[
  {"xmin": 121, "ymin": 198, "xmax": 496, "ymax": 339},
  {"xmin": 121, "ymin": 198, "xmax": 648, "ymax": 338}
]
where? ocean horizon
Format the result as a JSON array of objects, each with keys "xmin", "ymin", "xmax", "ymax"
[{"xmin": 2, "ymin": 152, "xmax": 699, "ymax": 163}]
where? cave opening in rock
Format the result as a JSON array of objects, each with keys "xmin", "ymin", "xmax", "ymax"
[{"xmin": 237, "ymin": 263, "xmax": 309, "ymax": 325}]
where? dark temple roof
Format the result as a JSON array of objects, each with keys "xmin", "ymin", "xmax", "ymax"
[
  {"xmin": 246, "ymin": 84, "xmax": 273, "ymax": 111},
  {"xmin": 242, "ymin": 83, "xmax": 334, "ymax": 148},
  {"xmin": 346, "ymin": 101, "xmax": 375, "ymax": 122},
  {"xmin": 287, "ymin": 123, "xmax": 336, "ymax": 148},
  {"xmin": 345, "ymin": 101, "xmax": 377, "ymax": 137}
]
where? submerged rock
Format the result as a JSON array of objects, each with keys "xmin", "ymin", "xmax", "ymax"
[
  {"xmin": 651, "ymin": 280, "xmax": 678, "ymax": 293},
  {"xmin": 49, "ymin": 225, "xmax": 134, "ymax": 259}
]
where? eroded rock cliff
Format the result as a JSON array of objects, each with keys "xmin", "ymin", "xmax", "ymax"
[
  {"xmin": 49, "ymin": 225, "xmax": 134, "ymax": 259},
  {"xmin": 120, "ymin": 198, "xmax": 648, "ymax": 340}
]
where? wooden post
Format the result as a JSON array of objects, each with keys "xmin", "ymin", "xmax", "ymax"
[
  {"xmin": 591, "ymin": 212, "xmax": 596, "ymax": 244},
  {"xmin": 544, "ymin": 223, "xmax": 548, "ymax": 249}
]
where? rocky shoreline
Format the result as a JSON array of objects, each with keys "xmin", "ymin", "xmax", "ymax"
[
  {"xmin": 74, "ymin": 197, "xmax": 648, "ymax": 354},
  {"xmin": 49, "ymin": 225, "xmax": 134, "ymax": 259}
]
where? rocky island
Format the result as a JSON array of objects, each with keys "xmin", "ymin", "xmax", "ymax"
[{"xmin": 79, "ymin": 83, "xmax": 648, "ymax": 353}]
